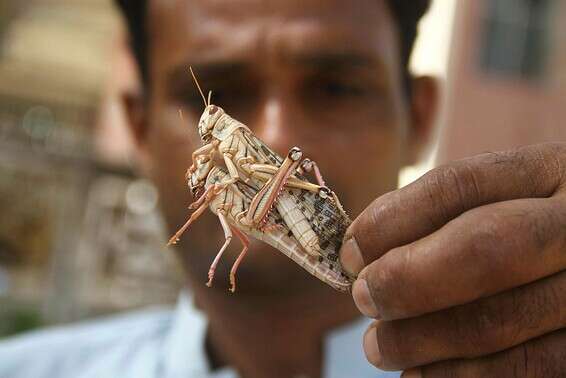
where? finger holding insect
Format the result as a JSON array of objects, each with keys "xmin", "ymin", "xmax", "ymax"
[
  {"xmin": 339, "ymin": 143, "xmax": 566, "ymax": 278},
  {"xmin": 351, "ymin": 195, "xmax": 566, "ymax": 321}
]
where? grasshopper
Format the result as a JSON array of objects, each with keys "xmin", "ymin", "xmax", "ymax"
[
  {"xmin": 167, "ymin": 69, "xmax": 354, "ymax": 291},
  {"xmin": 172, "ymin": 156, "xmax": 353, "ymax": 292}
]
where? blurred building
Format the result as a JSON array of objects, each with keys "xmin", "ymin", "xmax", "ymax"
[
  {"xmin": 438, "ymin": 0, "xmax": 566, "ymax": 163},
  {"xmin": 0, "ymin": 0, "xmax": 180, "ymax": 337}
]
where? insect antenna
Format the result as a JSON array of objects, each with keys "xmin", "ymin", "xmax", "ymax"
[
  {"xmin": 207, "ymin": 91, "xmax": 213, "ymax": 106},
  {"xmin": 189, "ymin": 66, "xmax": 208, "ymax": 108}
]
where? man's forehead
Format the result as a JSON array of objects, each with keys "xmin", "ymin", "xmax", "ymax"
[
  {"xmin": 148, "ymin": 0, "xmax": 397, "ymax": 63},
  {"xmin": 150, "ymin": 0, "xmax": 398, "ymax": 47}
]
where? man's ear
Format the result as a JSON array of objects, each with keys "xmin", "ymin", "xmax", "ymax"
[
  {"xmin": 122, "ymin": 91, "xmax": 148, "ymax": 148},
  {"xmin": 121, "ymin": 91, "xmax": 155, "ymax": 176},
  {"xmin": 405, "ymin": 75, "xmax": 438, "ymax": 165}
]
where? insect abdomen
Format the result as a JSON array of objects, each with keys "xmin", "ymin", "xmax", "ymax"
[{"xmin": 276, "ymin": 192, "xmax": 321, "ymax": 256}]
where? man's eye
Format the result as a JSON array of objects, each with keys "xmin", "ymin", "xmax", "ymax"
[
  {"xmin": 310, "ymin": 79, "xmax": 369, "ymax": 98},
  {"xmin": 174, "ymin": 90, "xmax": 206, "ymax": 110},
  {"xmin": 210, "ymin": 87, "xmax": 248, "ymax": 103}
]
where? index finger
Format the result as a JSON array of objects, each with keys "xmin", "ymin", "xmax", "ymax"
[{"xmin": 339, "ymin": 142, "xmax": 565, "ymax": 276}]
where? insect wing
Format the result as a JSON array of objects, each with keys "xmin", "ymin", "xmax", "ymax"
[
  {"xmin": 240, "ymin": 128, "xmax": 353, "ymax": 278},
  {"xmin": 240, "ymin": 128, "xmax": 284, "ymax": 167}
]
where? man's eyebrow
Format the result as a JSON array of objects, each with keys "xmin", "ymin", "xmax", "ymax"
[
  {"xmin": 167, "ymin": 61, "xmax": 249, "ymax": 89},
  {"xmin": 286, "ymin": 51, "xmax": 381, "ymax": 70}
]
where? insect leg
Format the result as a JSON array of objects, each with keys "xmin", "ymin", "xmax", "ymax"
[
  {"xmin": 191, "ymin": 141, "xmax": 217, "ymax": 162},
  {"xmin": 188, "ymin": 140, "xmax": 218, "ymax": 172},
  {"xmin": 244, "ymin": 147, "xmax": 303, "ymax": 226},
  {"xmin": 299, "ymin": 159, "xmax": 326, "ymax": 187},
  {"xmin": 228, "ymin": 225, "xmax": 250, "ymax": 293},
  {"xmin": 246, "ymin": 166, "xmax": 321, "ymax": 193},
  {"xmin": 188, "ymin": 184, "xmax": 216, "ymax": 209},
  {"xmin": 223, "ymin": 153, "xmax": 241, "ymax": 181},
  {"xmin": 167, "ymin": 184, "xmax": 223, "ymax": 245},
  {"xmin": 206, "ymin": 211, "xmax": 233, "ymax": 287}
]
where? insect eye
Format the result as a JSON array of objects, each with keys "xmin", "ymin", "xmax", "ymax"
[{"xmin": 208, "ymin": 105, "xmax": 218, "ymax": 115}]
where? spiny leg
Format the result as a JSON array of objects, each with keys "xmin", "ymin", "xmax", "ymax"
[
  {"xmin": 229, "ymin": 225, "xmax": 250, "ymax": 293},
  {"xmin": 244, "ymin": 147, "xmax": 303, "ymax": 226},
  {"xmin": 245, "ymin": 164, "xmax": 322, "ymax": 193},
  {"xmin": 206, "ymin": 211, "xmax": 232, "ymax": 287}
]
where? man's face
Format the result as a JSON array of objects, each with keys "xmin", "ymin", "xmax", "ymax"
[{"xmin": 136, "ymin": 0, "xmax": 422, "ymax": 295}]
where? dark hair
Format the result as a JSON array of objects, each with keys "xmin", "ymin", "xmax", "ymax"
[{"xmin": 115, "ymin": 0, "xmax": 430, "ymax": 93}]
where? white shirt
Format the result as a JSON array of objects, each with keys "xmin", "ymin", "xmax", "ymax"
[{"xmin": 0, "ymin": 294, "xmax": 399, "ymax": 378}]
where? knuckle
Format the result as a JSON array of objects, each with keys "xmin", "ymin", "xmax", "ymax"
[
  {"xmin": 521, "ymin": 143, "xmax": 566, "ymax": 195},
  {"xmin": 365, "ymin": 192, "xmax": 395, "ymax": 232},
  {"xmin": 349, "ymin": 194, "xmax": 381, "ymax": 237},
  {"xmin": 527, "ymin": 202, "xmax": 562, "ymax": 250},
  {"xmin": 465, "ymin": 211, "xmax": 511, "ymax": 269},
  {"xmin": 422, "ymin": 162, "xmax": 482, "ymax": 222},
  {"xmin": 348, "ymin": 191, "xmax": 398, "ymax": 257}
]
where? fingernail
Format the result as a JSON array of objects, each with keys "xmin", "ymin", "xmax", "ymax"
[
  {"xmin": 339, "ymin": 237, "xmax": 364, "ymax": 276},
  {"xmin": 352, "ymin": 279, "xmax": 379, "ymax": 318},
  {"xmin": 363, "ymin": 327, "xmax": 382, "ymax": 367},
  {"xmin": 402, "ymin": 368, "xmax": 422, "ymax": 378}
]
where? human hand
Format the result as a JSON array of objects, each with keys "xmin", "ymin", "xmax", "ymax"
[{"xmin": 339, "ymin": 143, "xmax": 566, "ymax": 377}]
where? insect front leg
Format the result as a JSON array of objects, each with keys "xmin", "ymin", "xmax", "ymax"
[
  {"xmin": 167, "ymin": 200, "xmax": 210, "ymax": 246},
  {"xmin": 206, "ymin": 211, "xmax": 233, "ymax": 287},
  {"xmin": 188, "ymin": 140, "xmax": 218, "ymax": 172},
  {"xmin": 167, "ymin": 183, "xmax": 224, "ymax": 245}
]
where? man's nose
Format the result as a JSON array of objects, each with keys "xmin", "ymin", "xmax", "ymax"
[{"xmin": 251, "ymin": 95, "xmax": 296, "ymax": 157}]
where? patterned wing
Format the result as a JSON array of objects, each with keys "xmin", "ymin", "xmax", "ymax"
[
  {"xmin": 236, "ymin": 121, "xmax": 353, "ymax": 279},
  {"xmin": 239, "ymin": 128, "xmax": 284, "ymax": 167},
  {"xmin": 287, "ymin": 188, "xmax": 352, "ymax": 273}
]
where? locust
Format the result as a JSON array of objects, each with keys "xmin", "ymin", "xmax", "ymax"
[{"xmin": 167, "ymin": 68, "xmax": 354, "ymax": 292}]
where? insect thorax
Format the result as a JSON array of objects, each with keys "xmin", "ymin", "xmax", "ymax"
[{"xmin": 211, "ymin": 113, "xmax": 250, "ymax": 141}]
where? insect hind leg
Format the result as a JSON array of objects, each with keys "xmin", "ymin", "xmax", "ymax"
[{"xmin": 229, "ymin": 226, "xmax": 250, "ymax": 293}]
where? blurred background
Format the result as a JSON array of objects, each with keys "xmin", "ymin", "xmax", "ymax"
[{"xmin": 0, "ymin": 0, "xmax": 564, "ymax": 338}]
